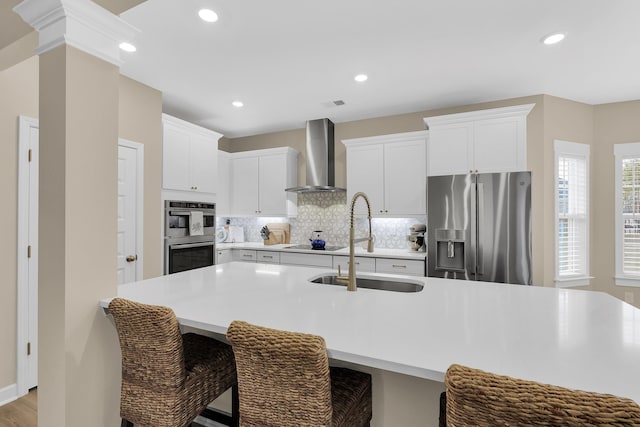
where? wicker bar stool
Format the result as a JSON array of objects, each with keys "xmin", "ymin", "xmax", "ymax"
[
  {"xmin": 108, "ymin": 298, "xmax": 238, "ymax": 427},
  {"xmin": 226, "ymin": 320, "xmax": 373, "ymax": 426},
  {"xmin": 443, "ymin": 363, "xmax": 640, "ymax": 426}
]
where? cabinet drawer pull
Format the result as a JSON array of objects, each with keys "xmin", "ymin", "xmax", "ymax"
[
  {"xmin": 243, "ymin": 254, "xmax": 253, "ymax": 258},
  {"xmin": 263, "ymin": 255, "xmax": 273, "ymax": 259},
  {"xmin": 392, "ymin": 264, "xmax": 407, "ymax": 268}
]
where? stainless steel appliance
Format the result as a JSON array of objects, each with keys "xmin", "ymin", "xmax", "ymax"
[
  {"xmin": 164, "ymin": 200, "xmax": 216, "ymax": 274},
  {"xmin": 285, "ymin": 118, "xmax": 346, "ymax": 193},
  {"xmin": 427, "ymin": 172, "xmax": 531, "ymax": 285}
]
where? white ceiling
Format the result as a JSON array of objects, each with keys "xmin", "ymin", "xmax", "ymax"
[{"xmin": 119, "ymin": 0, "xmax": 640, "ymax": 138}]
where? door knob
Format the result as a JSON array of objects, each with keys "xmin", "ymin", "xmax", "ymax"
[{"xmin": 126, "ymin": 255, "xmax": 137, "ymax": 263}]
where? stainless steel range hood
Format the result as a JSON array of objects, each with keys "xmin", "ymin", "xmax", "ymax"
[{"xmin": 285, "ymin": 118, "xmax": 346, "ymax": 193}]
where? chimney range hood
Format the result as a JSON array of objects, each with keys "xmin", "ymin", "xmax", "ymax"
[{"xmin": 285, "ymin": 118, "xmax": 346, "ymax": 193}]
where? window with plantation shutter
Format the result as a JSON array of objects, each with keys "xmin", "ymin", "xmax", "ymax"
[
  {"xmin": 554, "ymin": 140, "xmax": 590, "ymax": 287},
  {"xmin": 615, "ymin": 142, "xmax": 640, "ymax": 287}
]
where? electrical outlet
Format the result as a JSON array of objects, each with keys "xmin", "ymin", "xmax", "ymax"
[{"xmin": 624, "ymin": 292, "xmax": 634, "ymax": 304}]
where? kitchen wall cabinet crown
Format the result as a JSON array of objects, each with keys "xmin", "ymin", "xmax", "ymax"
[
  {"xmin": 342, "ymin": 130, "xmax": 428, "ymax": 217},
  {"xmin": 162, "ymin": 114, "xmax": 223, "ymax": 198},
  {"xmin": 423, "ymin": 103, "xmax": 534, "ymax": 176},
  {"xmin": 229, "ymin": 147, "xmax": 299, "ymax": 217}
]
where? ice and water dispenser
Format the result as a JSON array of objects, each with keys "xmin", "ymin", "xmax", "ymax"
[{"xmin": 434, "ymin": 229, "xmax": 465, "ymax": 272}]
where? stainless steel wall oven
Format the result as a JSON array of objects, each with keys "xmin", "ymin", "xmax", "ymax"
[{"xmin": 164, "ymin": 200, "xmax": 215, "ymax": 274}]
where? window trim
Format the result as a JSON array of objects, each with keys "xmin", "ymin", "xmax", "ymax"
[
  {"xmin": 614, "ymin": 142, "xmax": 640, "ymax": 287},
  {"xmin": 554, "ymin": 140, "xmax": 591, "ymax": 288}
]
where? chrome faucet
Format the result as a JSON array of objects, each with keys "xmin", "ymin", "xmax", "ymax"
[{"xmin": 337, "ymin": 192, "xmax": 374, "ymax": 291}]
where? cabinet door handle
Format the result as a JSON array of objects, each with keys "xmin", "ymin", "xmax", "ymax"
[{"xmin": 392, "ymin": 264, "xmax": 407, "ymax": 268}]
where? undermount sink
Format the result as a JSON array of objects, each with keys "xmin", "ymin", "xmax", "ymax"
[{"xmin": 309, "ymin": 274, "xmax": 424, "ymax": 293}]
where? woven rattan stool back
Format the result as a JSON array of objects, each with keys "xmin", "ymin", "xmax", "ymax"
[
  {"xmin": 227, "ymin": 320, "xmax": 333, "ymax": 426},
  {"xmin": 444, "ymin": 364, "xmax": 640, "ymax": 426},
  {"xmin": 109, "ymin": 297, "xmax": 186, "ymax": 390}
]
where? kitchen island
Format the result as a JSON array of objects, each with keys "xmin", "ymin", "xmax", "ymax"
[{"xmin": 101, "ymin": 262, "xmax": 640, "ymax": 425}]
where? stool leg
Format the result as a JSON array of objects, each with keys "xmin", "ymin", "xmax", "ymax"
[{"xmin": 231, "ymin": 384, "xmax": 239, "ymax": 427}]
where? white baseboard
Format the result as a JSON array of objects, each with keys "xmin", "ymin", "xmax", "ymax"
[{"xmin": 0, "ymin": 383, "xmax": 18, "ymax": 407}]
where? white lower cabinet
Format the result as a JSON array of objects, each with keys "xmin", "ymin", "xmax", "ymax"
[
  {"xmin": 375, "ymin": 258, "xmax": 425, "ymax": 276},
  {"xmin": 216, "ymin": 249, "xmax": 232, "ymax": 264},
  {"xmin": 229, "ymin": 248, "xmax": 426, "ymax": 276},
  {"xmin": 332, "ymin": 256, "xmax": 376, "ymax": 273},
  {"xmin": 257, "ymin": 251, "xmax": 280, "ymax": 264},
  {"xmin": 279, "ymin": 252, "xmax": 333, "ymax": 268},
  {"xmin": 233, "ymin": 249, "xmax": 257, "ymax": 262}
]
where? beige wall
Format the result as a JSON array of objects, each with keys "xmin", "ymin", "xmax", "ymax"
[
  {"xmin": 0, "ymin": 54, "xmax": 38, "ymax": 390},
  {"xmin": 118, "ymin": 76, "xmax": 163, "ymax": 279},
  {"xmin": 593, "ymin": 101, "xmax": 640, "ymax": 304}
]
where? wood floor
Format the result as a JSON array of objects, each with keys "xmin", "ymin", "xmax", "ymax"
[
  {"xmin": 0, "ymin": 390, "xmax": 217, "ymax": 427},
  {"xmin": 0, "ymin": 389, "xmax": 37, "ymax": 427}
]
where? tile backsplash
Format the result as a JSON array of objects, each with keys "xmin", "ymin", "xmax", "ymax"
[{"xmin": 218, "ymin": 192, "xmax": 426, "ymax": 250}]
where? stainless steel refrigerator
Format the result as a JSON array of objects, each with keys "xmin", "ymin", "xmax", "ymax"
[{"xmin": 427, "ymin": 172, "xmax": 532, "ymax": 285}]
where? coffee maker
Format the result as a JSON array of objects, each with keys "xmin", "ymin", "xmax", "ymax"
[{"xmin": 407, "ymin": 224, "xmax": 426, "ymax": 251}]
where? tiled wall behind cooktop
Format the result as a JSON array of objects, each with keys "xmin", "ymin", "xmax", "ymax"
[{"xmin": 218, "ymin": 192, "xmax": 426, "ymax": 250}]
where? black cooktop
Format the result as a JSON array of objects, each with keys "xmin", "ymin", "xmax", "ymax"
[{"xmin": 284, "ymin": 244, "xmax": 345, "ymax": 251}]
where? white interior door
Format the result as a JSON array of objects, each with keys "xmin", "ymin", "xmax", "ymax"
[
  {"xmin": 17, "ymin": 116, "xmax": 39, "ymax": 394},
  {"xmin": 117, "ymin": 143, "xmax": 141, "ymax": 284}
]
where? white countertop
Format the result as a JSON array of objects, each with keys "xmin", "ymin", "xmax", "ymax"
[
  {"xmin": 216, "ymin": 242, "xmax": 427, "ymax": 260},
  {"xmin": 100, "ymin": 262, "xmax": 640, "ymax": 403}
]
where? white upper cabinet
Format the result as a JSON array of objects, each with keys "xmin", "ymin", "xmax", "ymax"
[
  {"xmin": 424, "ymin": 104, "xmax": 534, "ymax": 176},
  {"xmin": 229, "ymin": 147, "xmax": 299, "ymax": 216},
  {"xmin": 216, "ymin": 150, "xmax": 230, "ymax": 215},
  {"xmin": 343, "ymin": 131, "xmax": 428, "ymax": 217},
  {"xmin": 162, "ymin": 114, "xmax": 222, "ymax": 195}
]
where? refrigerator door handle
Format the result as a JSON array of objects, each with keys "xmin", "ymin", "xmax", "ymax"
[{"xmin": 476, "ymin": 183, "xmax": 484, "ymax": 275}]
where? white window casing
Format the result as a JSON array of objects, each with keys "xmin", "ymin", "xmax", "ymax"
[
  {"xmin": 554, "ymin": 140, "xmax": 591, "ymax": 287},
  {"xmin": 614, "ymin": 142, "xmax": 640, "ymax": 287}
]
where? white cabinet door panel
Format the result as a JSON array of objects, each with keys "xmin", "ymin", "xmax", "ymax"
[
  {"xmin": 384, "ymin": 140, "xmax": 426, "ymax": 215},
  {"xmin": 473, "ymin": 117, "xmax": 524, "ymax": 173},
  {"xmin": 428, "ymin": 124, "xmax": 472, "ymax": 176},
  {"xmin": 163, "ymin": 126, "xmax": 191, "ymax": 191},
  {"xmin": 190, "ymin": 133, "xmax": 217, "ymax": 193},
  {"xmin": 257, "ymin": 251, "xmax": 280, "ymax": 264},
  {"xmin": 258, "ymin": 155, "xmax": 286, "ymax": 215},
  {"xmin": 346, "ymin": 144, "xmax": 384, "ymax": 215},
  {"xmin": 375, "ymin": 258, "xmax": 425, "ymax": 276},
  {"xmin": 280, "ymin": 252, "xmax": 333, "ymax": 268},
  {"xmin": 233, "ymin": 249, "xmax": 257, "ymax": 262},
  {"xmin": 231, "ymin": 157, "xmax": 259, "ymax": 215},
  {"xmin": 332, "ymin": 256, "xmax": 376, "ymax": 273}
]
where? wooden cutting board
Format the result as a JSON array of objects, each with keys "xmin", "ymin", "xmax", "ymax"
[{"xmin": 264, "ymin": 223, "xmax": 290, "ymax": 245}]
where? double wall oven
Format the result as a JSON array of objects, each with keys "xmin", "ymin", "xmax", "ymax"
[{"xmin": 164, "ymin": 200, "xmax": 216, "ymax": 274}]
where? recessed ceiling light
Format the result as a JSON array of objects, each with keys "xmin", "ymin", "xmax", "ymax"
[
  {"xmin": 198, "ymin": 9, "xmax": 219, "ymax": 23},
  {"xmin": 542, "ymin": 32, "xmax": 565, "ymax": 45},
  {"xmin": 232, "ymin": 101, "xmax": 244, "ymax": 108},
  {"xmin": 119, "ymin": 42, "xmax": 136, "ymax": 52},
  {"xmin": 354, "ymin": 74, "xmax": 368, "ymax": 82}
]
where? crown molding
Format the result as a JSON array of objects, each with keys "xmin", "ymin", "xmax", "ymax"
[
  {"xmin": 423, "ymin": 103, "xmax": 535, "ymax": 129},
  {"xmin": 13, "ymin": 0, "xmax": 140, "ymax": 67}
]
